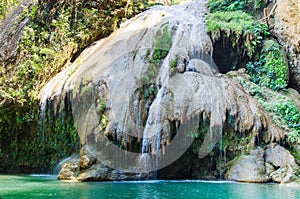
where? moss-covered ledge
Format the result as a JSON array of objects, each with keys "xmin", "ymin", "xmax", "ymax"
[{"xmin": 205, "ymin": 1, "xmax": 269, "ymax": 73}]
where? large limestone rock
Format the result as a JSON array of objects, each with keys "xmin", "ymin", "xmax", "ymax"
[
  {"xmin": 225, "ymin": 143, "xmax": 299, "ymax": 183},
  {"xmin": 274, "ymin": 0, "xmax": 300, "ymax": 92},
  {"xmin": 76, "ymin": 164, "xmax": 147, "ymax": 181},
  {"xmin": 270, "ymin": 166, "xmax": 298, "ymax": 183},
  {"xmin": 265, "ymin": 143, "xmax": 296, "ymax": 168},
  {"xmin": 265, "ymin": 143, "xmax": 299, "ymax": 183},
  {"xmin": 40, "ymin": 1, "xmax": 287, "ymax": 181},
  {"xmin": 57, "ymin": 158, "xmax": 80, "ymax": 181},
  {"xmin": 226, "ymin": 149, "xmax": 270, "ymax": 183},
  {"xmin": 78, "ymin": 147, "xmax": 97, "ymax": 171}
]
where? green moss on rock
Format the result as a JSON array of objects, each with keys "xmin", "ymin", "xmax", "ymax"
[
  {"xmin": 151, "ymin": 25, "xmax": 171, "ymax": 63},
  {"xmin": 206, "ymin": 11, "xmax": 269, "ymax": 57},
  {"xmin": 207, "ymin": 0, "xmax": 266, "ymax": 14},
  {"xmin": 0, "ymin": 0, "xmax": 21, "ymax": 20},
  {"xmin": 246, "ymin": 40, "xmax": 289, "ymax": 91},
  {"xmin": 237, "ymin": 76, "xmax": 300, "ymax": 145}
]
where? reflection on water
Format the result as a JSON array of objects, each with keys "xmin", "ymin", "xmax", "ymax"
[
  {"xmin": 0, "ymin": 175, "xmax": 299, "ymax": 199},
  {"xmin": 229, "ymin": 182, "xmax": 300, "ymax": 199}
]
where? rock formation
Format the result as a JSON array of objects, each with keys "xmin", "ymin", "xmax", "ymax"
[
  {"xmin": 274, "ymin": 0, "xmax": 300, "ymax": 92},
  {"xmin": 37, "ymin": 1, "xmax": 300, "ymax": 182}
]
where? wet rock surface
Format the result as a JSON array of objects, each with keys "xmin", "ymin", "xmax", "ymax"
[
  {"xmin": 40, "ymin": 1, "xmax": 298, "ymax": 182},
  {"xmin": 58, "ymin": 158, "xmax": 80, "ymax": 181}
]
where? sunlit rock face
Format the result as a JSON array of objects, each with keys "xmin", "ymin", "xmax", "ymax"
[
  {"xmin": 40, "ymin": 1, "xmax": 290, "ymax": 182},
  {"xmin": 274, "ymin": 0, "xmax": 300, "ymax": 92}
]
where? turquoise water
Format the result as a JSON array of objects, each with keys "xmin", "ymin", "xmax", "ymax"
[{"xmin": 0, "ymin": 175, "xmax": 299, "ymax": 199}]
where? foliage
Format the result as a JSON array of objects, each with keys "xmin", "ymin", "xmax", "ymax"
[
  {"xmin": 37, "ymin": 102, "xmax": 80, "ymax": 169},
  {"xmin": 151, "ymin": 25, "xmax": 171, "ymax": 63},
  {"xmin": 266, "ymin": 98, "xmax": 300, "ymax": 144},
  {"xmin": 97, "ymin": 98, "xmax": 107, "ymax": 131},
  {"xmin": 0, "ymin": 99, "xmax": 80, "ymax": 171},
  {"xmin": 143, "ymin": 24, "xmax": 171, "ymax": 84},
  {"xmin": 170, "ymin": 58, "xmax": 178, "ymax": 69},
  {"xmin": 238, "ymin": 77, "xmax": 300, "ymax": 145},
  {"xmin": 274, "ymin": 100, "xmax": 300, "ymax": 129},
  {"xmin": 207, "ymin": 0, "xmax": 266, "ymax": 14},
  {"xmin": 1, "ymin": 0, "xmax": 149, "ymax": 107},
  {"xmin": 101, "ymin": 115, "xmax": 108, "ymax": 130},
  {"xmin": 206, "ymin": 0, "xmax": 299, "ymax": 161},
  {"xmin": 291, "ymin": 150, "xmax": 300, "ymax": 162},
  {"xmin": 206, "ymin": 11, "xmax": 269, "ymax": 57},
  {"xmin": 138, "ymin": 25, "xmax": 172, "ymax": 125},
  {"xmin": 170, "ymin": 0, "xmax": 190, "ymax": 5},
  {"xmin": 98, "ymin": 98, "xmax": 106, "ymax": 113},
  {"xmin": 0, "ymin": 0, "xmax": 21, "ymax": 20},
  {"xmin": 246, "ymin": 40, "xmax": 288, "ymax": 91},
  {"xmin": 0, "ymin": 0, "xmax": 150, "ymax": 171},
  {"xmin": 80, "ymin": 85, "xmax": 92, "ymax": 96},
  {"xmin": 141, "ymin": 63, "xmax": 158, "ymax": 101}
]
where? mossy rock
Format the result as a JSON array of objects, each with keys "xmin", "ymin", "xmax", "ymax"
[
  {"xmin": 262, "ymin": 39, "xmax": 289, "ymax": 90},
  {"xmin": 206, "ymin": 11, "xmax": 269, "ymax": 58},
  {"xmin": 207, "ymin": 0, "xmax": 266, "ymax": 13},
  {"xmin": 246, "ymin": 39, "xmax": 289, "ymax": 91}
]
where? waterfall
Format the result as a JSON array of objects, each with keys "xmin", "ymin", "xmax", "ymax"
[
  {"xmin": 39, "ymin": 76, "xmax": 55, "ymax": 132},
  {"xmin": 141, "ymin": 88, "xmax": 164, "ymax": 154},
  {"xmin": 140, "ymin": 55, "xmax": 171, "ymax": 177},
  {"xmin": 218, "ymin": 127, "xmax": 223, "ymax": 179},
  {"xmin": 52, "ymin": 157, "xmax": 72, "ymax": 175},
  {"xmin": 37, "ymin": 0, "xmax": 258, "ymax": 180},
  {"xmin": 38, "ymin": 87, "xmax": 52, "ymax": 156},
  {"xmin": 140, "ymin": 88, "xmax": 164, "ymax": 178},
  {"xmin": 39, "ymin": 99, "xmax": 47, "ymax": 151}
]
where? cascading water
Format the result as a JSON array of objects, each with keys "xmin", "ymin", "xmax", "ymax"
[
  {"xmin": 36, "ymin": 0, "xmax": 284, "ymax": 181},
  {"xmin": 140, "ymin": 54, "xmax": 171, "ymax": 177},
  {"xmin": 38, "ymin": 87, "xmax": 52, "ymax": 157},
  {"xmin": 52, "ymin": 156, "xmax": 72, "ymax": 175},
  {"xmin": 38, "ymin": 100, "xmax": 47, "ymax": 151},
  {"xmin": 219, "ymin": 129, "xmax": 223, "ymax": 179},
  {"xmin": 38, "ymin": 72, "xmax": 80, "ymax": 172}
]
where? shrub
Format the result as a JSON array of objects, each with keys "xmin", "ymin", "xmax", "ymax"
[
  {"xmin": 207, "ymin": 0, "xmax": 266, "ymax": 14},
  {"xmin": 206, "ymin": 11, "xmax": 269, "ymax": 57},
  {"xmin": 0, "ymin": 0, "xmax": 21, "ymax": 20},
  {"xmin": 246, "ymin": 40, "xmax": 288, "ymax": 91},
  {"xmin": 152, "ymin": 25, "xmax": 171, "ymax": 62},
  {"xmin": 169, "ymin": 58, "xmax": 177, "ymax": 69},
  {"xmin": 238, "ymin": 78, "xmax": 300, "ymax": 145}
]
